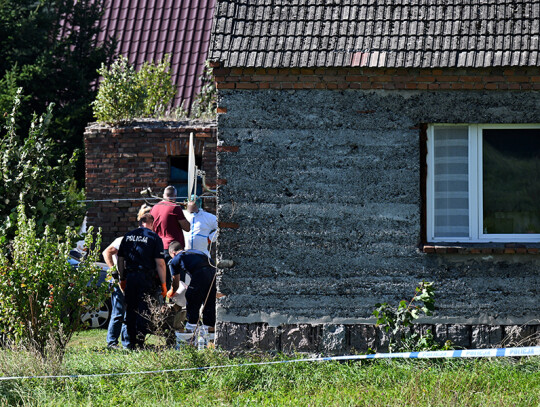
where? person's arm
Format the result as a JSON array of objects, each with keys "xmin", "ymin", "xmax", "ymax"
[
  {"xmin": 179, "ymin": 218, "xmax": 190, "ymax": 232},
  {"xmin": 102, "ymin": 244, "xmax": 118, "ymax": 269},
  {"xmin": 209, "ymin": 212, "xmax": 218, "ymax": 232},
  {"xmin": 167, "ymin": 258, "xmax": 180, "ymax": 298},
  {"xmin": 175, "ymin": 205, "xmax": 191, "ymax": 232},
  {"xmin": 155, "ymin": 258, "xmax": 166, "ymax": 285},
  {"xmin": 170, "ymin": 275, "xmax": 180, "ymax": 295},
  {"xmin": 208, "ymin": 213, "xmax": 218, "ymax": 243},
  {"xmin": 117, "ymin": 256, "xmax": 125, "ymax": 279},
  {"xmin": 117, "ymin": 256, "xmax": 127, "ymax": 293},
  {"xmin": 155, "ymin": 257, "xmax": 167, "ymax": 298},
  {"xmin": 170, "ymin": 254, "xmax": 187, "ymax": 282}
]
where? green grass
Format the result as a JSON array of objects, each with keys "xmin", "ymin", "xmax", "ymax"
[{"xmin": 0, "ymin": 330, "xmax": 539, "ymax": 406}]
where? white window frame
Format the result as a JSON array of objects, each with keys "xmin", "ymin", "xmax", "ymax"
[{"xmin": 427, "ymin": 123, "xmax": 540, "ymax": 243}]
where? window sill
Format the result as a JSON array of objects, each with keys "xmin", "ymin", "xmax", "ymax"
[{"xmin": 422, "ymin": 243, "xmax": 540, "ymax": 254}]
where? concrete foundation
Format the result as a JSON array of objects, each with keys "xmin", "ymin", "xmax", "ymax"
[{"xmin": 216, "ymin": 322, "xmax": 540, "ymax": 354}]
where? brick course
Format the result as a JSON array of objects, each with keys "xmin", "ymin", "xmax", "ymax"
[
  {"xmin": 211, "ymin": 65, "xmax": 540, "ymax": 91},
  {"xmin": 84, "ymin": 121, "xmax": 217, "ymax": 246},
  {"xmin": 422, "ymin": 245, "xmax": 540, "ymax": 255}
]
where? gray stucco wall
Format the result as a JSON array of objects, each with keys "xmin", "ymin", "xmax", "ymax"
[{"xmin": 215, "ymin": 89, "xmax": 540, "ymax": 334}]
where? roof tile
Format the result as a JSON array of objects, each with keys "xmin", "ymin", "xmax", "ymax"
[{"xmin": 211, "ymin": 0, "xmax": 540, "ymax": 68}]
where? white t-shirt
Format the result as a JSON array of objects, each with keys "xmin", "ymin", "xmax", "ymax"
[
  {"xmin": 182, "ymin": 209, "xmax": 217, "ymax": 257},
  {"xmin": 110, "ymin": 237, "xmax": 123, "ymax": 265}
]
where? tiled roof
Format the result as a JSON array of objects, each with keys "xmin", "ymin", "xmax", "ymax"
[
  {"xmin": 209, "ymin": 0, "xmax": 540, "ymax": 68},
  {"xmin": 98, "ymin": 0, "xmax": 216, "ymax": 109}
]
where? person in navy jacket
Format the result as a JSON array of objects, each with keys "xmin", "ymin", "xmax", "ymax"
[
  {"xmin": 117, "ymin": 211, "xmax": 167, "ymax": 349},
  {"xmin": 167, "ymin": 241, "xmax": 216, "ymax": 333}
]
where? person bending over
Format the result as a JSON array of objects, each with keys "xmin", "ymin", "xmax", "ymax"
[{"xmin": 167, "ymin": 241, "xmax": 216, "ymax": 332}]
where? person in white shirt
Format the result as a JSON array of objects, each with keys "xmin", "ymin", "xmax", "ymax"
[
  {"xmin": 183, "ymin": 199, "xmax": 217, "ymax": 258},
  {"xmin": 102, "ymin": 236, "xmax": 128, "ymax": 348}
]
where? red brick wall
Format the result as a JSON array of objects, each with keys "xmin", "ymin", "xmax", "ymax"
[
  {"xmin": 84, "ymin": 121, "xmax": 217, "ymax": 246},
  {"xmin": 210, "ymin": 64, "xmax": 540, "ymax": 91}
]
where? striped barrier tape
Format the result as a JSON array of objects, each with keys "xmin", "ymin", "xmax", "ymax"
[
  {"xmin": 0, "ymin": 346, "xmax": 538, "ymax": 382},
  {"xmin": 331, "ymin": 346, "xmax": 540, "ymax": 360}
]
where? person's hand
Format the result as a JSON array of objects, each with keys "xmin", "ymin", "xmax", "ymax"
[
  {"xmin": 161, "ymin": 283, "xmax": 168, "ymax": 298},
  {"xmin": 119, "ymin": 279, "xmax": 127, "ymax": 293},
  {"xmin": 167, "ymin": 288, "xmax": 175, "ymax": 298}
]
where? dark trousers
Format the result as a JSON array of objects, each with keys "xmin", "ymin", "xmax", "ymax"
[
  {"xmin": 124, "ymin": 271, "xmax": 158, "ymax": 349},
  {"xmin": 163, "ymin": 250, "xmax": 172, "ymax": 289},
  {"xmin": 185, "ymin": 266, "xmax": 216, "ymax": 327}
]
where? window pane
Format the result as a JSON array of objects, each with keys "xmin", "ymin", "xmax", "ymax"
[
  {"xmin": 169, "ymin": 155, "xmax": 203, "ymax": 199},
  {"xmin": 433, "ymin": 127, "xmax": 469, "ymax": 237},
  {"xmin": 483, "ymin": 128, "xmax": 540, "ymax": 234}
]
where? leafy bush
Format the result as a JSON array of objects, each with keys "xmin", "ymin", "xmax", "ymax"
[
  {"xmin": 0, "ymin": 89, "xmax": 85, "ymax": 244},
  {"xmin": 93, "ymin": 55, "xmax": 176, "ymax": 124},
  {"xmin": 0, "ymin": 204, "xmax": 108, "ymax": 359},
  {"xmin": 138, "ymin": 55, "xmax": 176, "ymax": 118},
  {"xmin": 373, "ymin": 281, "xmax": 448, "ymax": 352},
  {"xmin": 92, "ymin": 56, "xmax": 145, "ymax": 124}
]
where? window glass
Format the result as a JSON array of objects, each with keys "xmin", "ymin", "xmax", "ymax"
[
  {"xmin": 482, "ymin": 128, "xmax": 540, "ymax": 234},
  {"xmin": 169, "ymin": 156, "xmax": 202, "ymax": 199},
  {"xmin": 433, "ymin": 127, "xmax": 469, "ymax": 238}
]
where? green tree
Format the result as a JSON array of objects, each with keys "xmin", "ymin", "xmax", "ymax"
[
  {"xmin": 0, "ymin": 0, "xmax": 116, "ymax": 179},
  {"xmin": 0, "ymin": 89, "xmax": 85, "ymax": 243},
  {"xmin": 92, "ymin": 56, "xmax": 145, "ymax": 124}
]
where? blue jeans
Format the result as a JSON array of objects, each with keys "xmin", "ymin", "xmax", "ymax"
[{"xmin": 106, "ymin": 285, "xmax": 128, "ymax": 348}]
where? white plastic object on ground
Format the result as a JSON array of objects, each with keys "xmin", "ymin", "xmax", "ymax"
[{"xmin": 170, "ymin": 281, "xmax": 188, "ymax": 307}]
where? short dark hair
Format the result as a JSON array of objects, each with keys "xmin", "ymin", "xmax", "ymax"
[
  {"xmin": 168, "ymin": 240, "xmax": 183, "ymax": 253},
  {"xmin": 138, "ymin": 212, "xmax": 154, "ymax": 225},
  {"xmin": 164, "ymin": 186, "xmax": 177, "ymax": 199}
]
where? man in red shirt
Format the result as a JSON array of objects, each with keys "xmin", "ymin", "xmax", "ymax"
[{"xmin": 150, "ymin": 186, "xmax": 190, "ymax": 285}]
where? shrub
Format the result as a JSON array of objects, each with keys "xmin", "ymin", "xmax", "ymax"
[
  {"xmin": 373, "ymin": 281, "xmax": 448, "ymax": 352},
  {"xmin": 0, "ymin": 88, "xmax": 85, "ymax": 244},
  {"xmin": 92, "ymin": 56, "xmax": 145, "ymax": 124},
  {"xmin": 0, "ymin": 204, "xmax": 108, "ymax": 359},
  {"xmin": 93, "ymin": 55, "xmax": 176, "ymax": 123},
  {"xmin": 138, "ymin": 54, "xmax": 176, "ymax": 118}
]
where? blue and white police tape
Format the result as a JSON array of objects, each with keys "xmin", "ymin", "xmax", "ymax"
[
  {"xmin": 331, "ymin": 346, "xmax": 540, "ymax": 360},
  {"xmin": 0, "ymin": 346, "xmax": 538, "ymax": 382}
]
